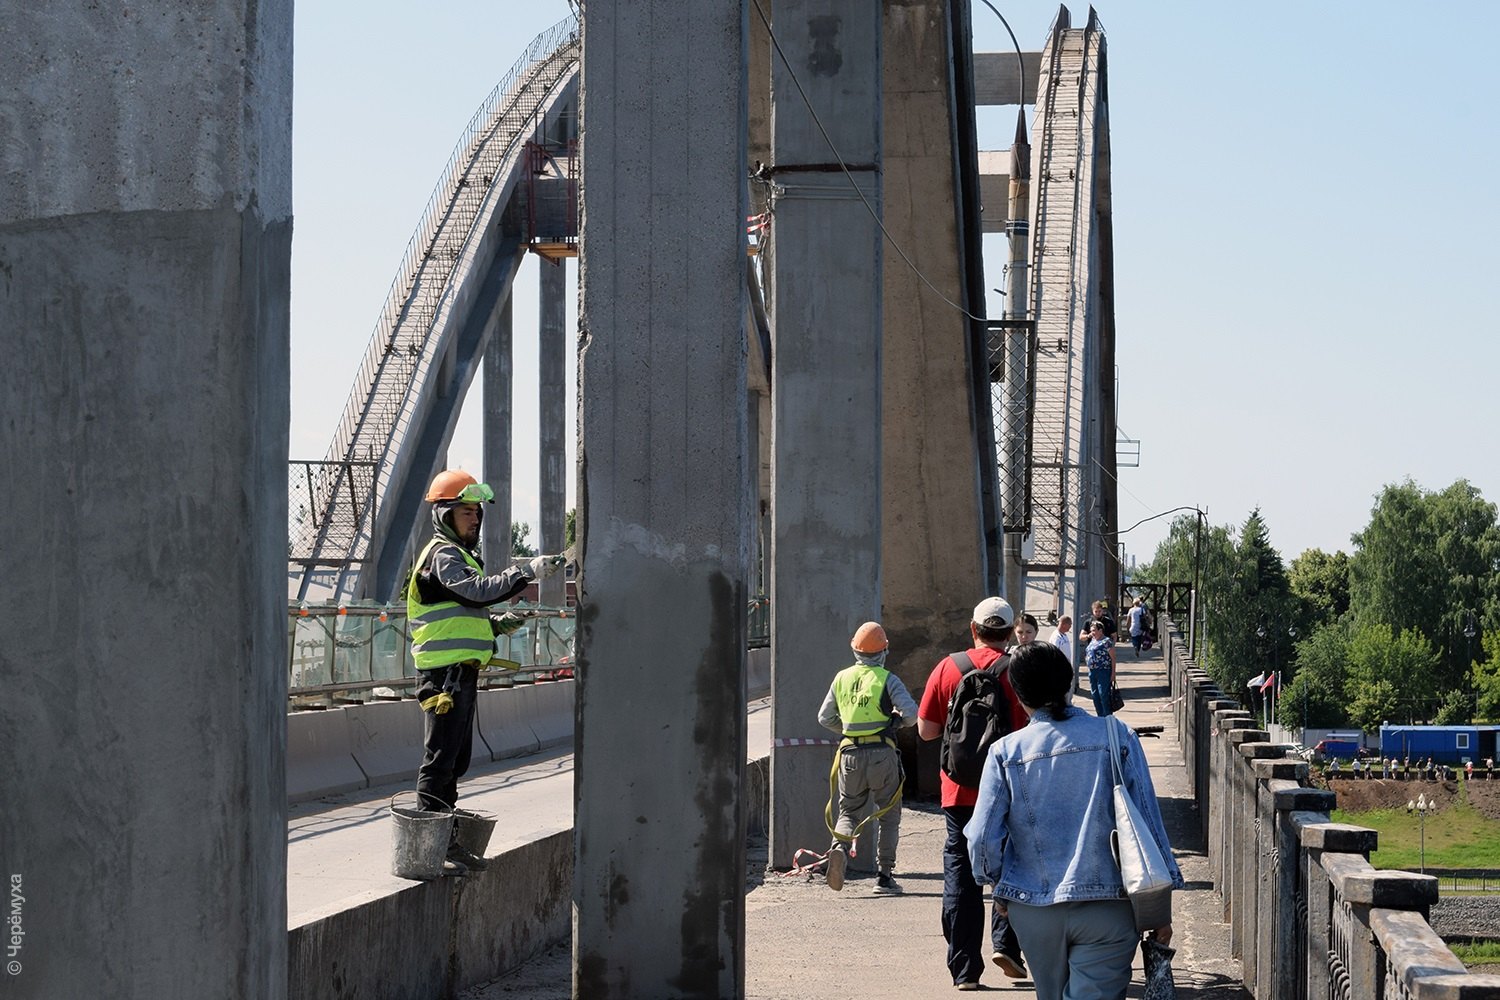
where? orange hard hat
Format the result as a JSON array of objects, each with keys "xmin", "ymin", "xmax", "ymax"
[
  {"xmin": 851, "ymin": 621, "xmax": 888, "ymax": 654},
  {"xmin": 424, "ymin": 469, "xmax": 493, "ymax": 503}
]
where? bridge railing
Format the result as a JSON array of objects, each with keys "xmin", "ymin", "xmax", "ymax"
[
  {"xmin": 1163, "ymin": 618, "xmax": 1500, "ymax": 999},
  {"xmin": 286, "ymin": 602, "xmax": 575, "ymax": 707}
]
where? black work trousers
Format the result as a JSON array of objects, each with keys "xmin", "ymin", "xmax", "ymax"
[
  {"xmin": 415, "ymin": 663, "xmax": 480, "ymax": 812},
  {"xmin": 942, "ymin": 805, "xmax": 1021, "ymax": 986}
]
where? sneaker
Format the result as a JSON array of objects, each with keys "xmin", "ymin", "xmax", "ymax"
[
  {"xmin": 447, "ymin": 842, "xmax": 488, "ymax": 872},
  {"xmin": 824, "ymin": 845, "xmax": 847, "ymax": 892},
  {"xmin": 991, "ymin": 950, "xmax": 1027, "ymax": 979},
  {"xmin": 874, "ymin": 872, "xmax": 901, "ymax": 894},
  {"xmin": 955, "ymin": 982, "xmax": 980, "ymax": 991}
]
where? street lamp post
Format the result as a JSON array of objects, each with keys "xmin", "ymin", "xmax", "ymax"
[
  {"xmin": 1465, "ymin": 611, "xmax": 1478, "ymax": 720},
  {"xmin": 1407, "ymin": 794, "xmax": 1429, "ymax": 873}
]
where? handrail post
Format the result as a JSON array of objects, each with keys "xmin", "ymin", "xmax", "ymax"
[
  {"xmin": 1229, "ymin": 734, "xmax": 1273, "ymax": 967},
  {"xmin": 1322, "ymin": 853, "xmax": 1437, "ymax": 998},
  {"xmin": 1259, "ymin": 766, "xmax": 1322, "ymax": 1000},
  {"xmin": 1301, "ymin": 824, "xmax": 1379, "ymax": 999},
  {"xmin": 1211, "ymin": 712, "xmax": 1254, "ymax": 890}
]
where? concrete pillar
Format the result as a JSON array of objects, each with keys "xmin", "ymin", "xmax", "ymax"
[
  {"xmin": 574, "ymin": 2, "xmax": 750, "ymax": 996},
  {"xmin": 767, "ymin": 0, "xmax": 883, "ymax": 870},
  {"xmin": 538, "ymin": 260, "xmax": 567, "ymax": 606},
  {"xmin": 879, "ymin": 0, "xmax": 990, "ymax": 701},
  {"xmin": 0, "ymin": 3, "xmax": 291, "ymax": 998},
  {"xmin": 483, "ymin": 292, "xmax": 514, "ymax": 565}
]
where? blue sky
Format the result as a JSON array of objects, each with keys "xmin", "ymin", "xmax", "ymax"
[{"xmin": 291, "ymin": 2, "xmax": 1499, "ymax": 570}]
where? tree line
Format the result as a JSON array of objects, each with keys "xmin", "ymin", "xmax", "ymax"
[{"xmin": 1133, "ymin": 479, "xmax": 1500, "ymax": 734}]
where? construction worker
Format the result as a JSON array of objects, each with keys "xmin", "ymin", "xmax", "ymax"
[
  {"xmin": 407, "ymin": 469, "xmax": 564, "ymax": 875},
  {"xmin": 816, "ymin": 621, "xmax": 918, "ymax": 894}
]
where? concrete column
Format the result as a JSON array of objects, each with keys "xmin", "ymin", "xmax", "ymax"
[
  {"xmin": 483, "ymin": 292, "xmax": 514, "ymax": 565},
  {"xmin": 575, "ymin": 2, "xmax": 750, "ymax": 997},
  {"xmin": 0, "ymin": 4, "xmax": 291, "ymax": 998},
  {"xmin": 538, "ymin": 260, "xmax": 567, "ymax": 606},
  {"xmin": 879, "ymin": 0, "xmax": 989, "ymax": 699},
  {"xmin": 767, "ymin": 0, "xmax": 883, "ymax": 871}
]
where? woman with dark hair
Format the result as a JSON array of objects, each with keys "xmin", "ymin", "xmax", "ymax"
[
  {"xmin": 964, "ymin": 642, "xmax": 1181, "ymax": 1000},
  {"xmin": 1084, "ymin": 619, "xmax": 1118, "ymax": 716}
]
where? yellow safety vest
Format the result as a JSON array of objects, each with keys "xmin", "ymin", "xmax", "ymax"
[
  {"xmin": 406, "ymin": 538, "xmax": 494, "ymax": 671},
  {"xmin": 832, "ymin": 663, "xmax": 893, "ymax": 738}
]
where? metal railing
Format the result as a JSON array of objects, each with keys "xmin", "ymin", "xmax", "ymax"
[
  {"xmin": 287, "ymin": 601, "xmax": 575, "ymax": 707},
  {"xmin": 1164, "ymin": 617, "xmax": 1500, "ymax": 998}
]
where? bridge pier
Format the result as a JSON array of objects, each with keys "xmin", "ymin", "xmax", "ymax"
[
  {"xmin": 574, "ymin": 1, "xmax": 751, "ymax": 996},
  {"xmin": 0, "ymin": 2, "xmax": 292, "ymax": 996},
  {"xmin": 482, "ymin": 292, "xmax": 515, "ymax": 565}
]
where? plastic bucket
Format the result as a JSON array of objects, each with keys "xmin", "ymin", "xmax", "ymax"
[
  {"xmin": 452, "ymin": 807, "xmax": 498, "ymax": 859},
  {"xmin": 390, "ymin": 794, "xmax": 454, "ymax": 881}
]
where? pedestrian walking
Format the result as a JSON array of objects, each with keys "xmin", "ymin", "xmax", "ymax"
[
  {"xmin": 1084, "ymin": 620, "xmax": 1118, "ymax": 716},
  {"xmin": 966, "ymin": 642, "xmax": 1182, "ymax": 1000},
  {"xmin": 816, "ymin": 621, "xmax": 918, "ymax": 894},
  {"xmin": 917, "ymin": 598, "xmax": 1030, "ymax": 990}
]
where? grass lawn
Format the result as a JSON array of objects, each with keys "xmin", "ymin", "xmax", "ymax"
[{"xmin": 1331, "ymin": 801, "xmax": 1500, "ymax": 870}]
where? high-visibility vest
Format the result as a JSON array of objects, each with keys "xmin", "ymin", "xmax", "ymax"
[
  {"xmin": 832, "ymin": 663, "xmax": 893, "ymax": 737},
  {"xmin": 406, "ymin": 538, "xmax": 494, "ymax": 671}
]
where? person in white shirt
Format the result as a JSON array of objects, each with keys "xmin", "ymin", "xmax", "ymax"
[{"xmin": 1049, "ymin": 615, "xmax": 1074, "ymax": 666}]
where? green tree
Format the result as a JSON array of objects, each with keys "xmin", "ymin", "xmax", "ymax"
[
  {"xmin": 1204, "ymin": 510, "xmax": 1297, "ymax": 698},
  {"xmin": 511, "ymin": 522, "xmax": 536, "ymax": 557},
  {"xmin": 1344, "ymin": 623, "xmax": 1438, "ymax": 732},
  {"xmin": 565, "ymin": 508, "xmax": 576, "ymax": 550},
  {"xmin": 1276, "ymin": 622, "xmax": 1350, "ymax": 729},
  {"xmin": 1473, "ymin": 631, "xmax": 1500, "ymax": 723},
  {"xmin": 1349, "ymin": 479, "xmax": 1500, "ymax": 699},
  {"xmin": 1288, "ymin": 548, "xmax": 1350, "ymax": 631}
]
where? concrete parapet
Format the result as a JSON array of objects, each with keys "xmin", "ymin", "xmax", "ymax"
[
  {"xmin": 288, "ymin": 709, "xmax": 368, "ymax": 803},
  {"xmin": 510, "ymin": 679, "xmax": 573, "ymax": 749},
  {"xmin": 289, "ymin": 830, "xmax": 571, "ymax": 1000},
  {"xmin": 348, "ymin": 700, "xmax": 427, "ymax": 787},
  {"xmin": 475, "ymin": 687, "xmax": 543, "ymax": 761}
]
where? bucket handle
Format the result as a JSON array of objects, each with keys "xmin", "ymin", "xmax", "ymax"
[{"xmin": 390, "ymin": 790, "xmax": 447, "ymax": 814}]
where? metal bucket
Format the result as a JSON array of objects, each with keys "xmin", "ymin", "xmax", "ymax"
[
  {"xmin": 452, "ymin": 807, "xmax": 498, "ymax": 859},
  {"xmin": 389, "ymin": 794, "xmax": 454, "ymax": 881}
]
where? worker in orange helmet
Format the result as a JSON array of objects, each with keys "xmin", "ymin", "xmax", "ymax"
[
  {"xmin": 816, "ymin": 620, "xmax": 918, "ymax": 894},
  {"xmin": 406, "ymin": 469, "xmax": 565, "ymax": 876}
]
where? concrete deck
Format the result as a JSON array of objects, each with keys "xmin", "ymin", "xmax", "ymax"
[
  {"xmin": 288, "ymin": 649, "xmax": 1247, "ymax": 998},
  {"xmin": 478, "ymin": 649, "xmax": 1248, "ymax": 998}
]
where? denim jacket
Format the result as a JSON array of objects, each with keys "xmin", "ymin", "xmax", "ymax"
[{"xmin": 963, "ymin": 707, "xmax": 1183, "ymax": 906}]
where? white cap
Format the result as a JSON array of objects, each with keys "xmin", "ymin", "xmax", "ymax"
[{"xmin": 971, "ymin": 597, "xmax": 1013, "ymax": 629}]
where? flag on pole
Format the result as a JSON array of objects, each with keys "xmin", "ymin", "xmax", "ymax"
[
  {"xmin": 1261, "ymin": 673, "xmax": 1277, "ymax": 693},
  {"xmin": 1247, "ymin": 672, "xmax": 1266, "ymax": 690}
]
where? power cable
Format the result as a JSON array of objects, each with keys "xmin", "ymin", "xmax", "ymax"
[
  {"xmin": 750, "ymin": 0, "xmax": 987, "ymax": 323},
  {"xmin": 975, "ymin": 0, "xmax": 1026, "ymax": 108}
]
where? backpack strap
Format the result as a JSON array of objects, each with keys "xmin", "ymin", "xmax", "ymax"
[{"xmin": 949, "ymin": 650, "xmax": 976, "ymax": 675}]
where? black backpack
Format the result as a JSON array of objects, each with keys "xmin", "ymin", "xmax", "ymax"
[{"xmin": 939, "ymin": 650, "xmax": 1013, "ymax": 787}]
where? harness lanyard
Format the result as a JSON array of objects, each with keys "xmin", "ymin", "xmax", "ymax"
[{"xmin": 823, "ymin": 732, "xmax": 905, "ymax": 844}]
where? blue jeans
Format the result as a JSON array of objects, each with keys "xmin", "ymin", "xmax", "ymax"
[
  {"xmin": 942, "ymin": 806, "xmax": 1020, "ymax": 985},
  {"xmin": 1089, "ymin": 668, "xmax": 1114, "ymax": 717}
]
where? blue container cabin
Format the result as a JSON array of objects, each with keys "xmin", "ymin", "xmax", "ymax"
[{"xmin": 1379, "ymin": 724, "xmax": 1500, "ymax": 765}]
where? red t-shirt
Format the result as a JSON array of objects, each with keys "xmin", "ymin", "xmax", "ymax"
[{"xmin": 918, "ymin": 646, "xmax": 1030, "ymax": 807}]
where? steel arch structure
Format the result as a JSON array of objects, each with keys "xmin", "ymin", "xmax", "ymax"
[{"xmin": 289, "ymin": 18, "xmax": 580, "ymax": 604}]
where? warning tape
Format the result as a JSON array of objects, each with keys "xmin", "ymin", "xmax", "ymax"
[{"xmin": 772, "ymin": 737, "xmax": 838, "ymax": 747}]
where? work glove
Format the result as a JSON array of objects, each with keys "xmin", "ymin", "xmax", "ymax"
[
  {"xmin": 527, "ymin": 553, "xmax": 566, "ymax": 580},
  {"xmin": 489, "ymin": 611, "xmax": 525, "ymax": 636},
  {"xmin": 420, "ymin": 691, "xmax": 455, "ymax": 716}
]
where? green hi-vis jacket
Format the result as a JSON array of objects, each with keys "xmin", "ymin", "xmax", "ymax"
[
  {"xmin": 832, "ymin": 663, "xmax": 894, "ymax": 737},
  {"xmin": 406, "ymin": 538, "xmax": 494, "ymax": 671}
]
